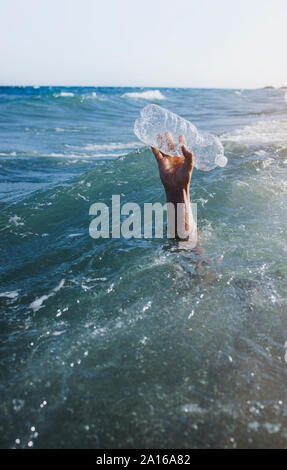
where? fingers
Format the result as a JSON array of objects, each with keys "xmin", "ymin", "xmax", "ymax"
[
  {"xmin": 155, "ymin": 134, "xmax": 192, "ymax": 172},
  {"xmin": 178, "ymin": 135, "xmax": 187, "ymax": 146},
  {"xmin": 157, "ymin": 133, "xmax": 164, "ymax": 150},
  {"xmin": 181, "ymin": 145, "xmax": 194, "ymax": 171},
  {"xmin": 165, "ymin": 131, "xmax": 175, "ymax": 153},
  {"xmin": 151, "ymin": 147, "xmax": 163, "ymax": 163}
]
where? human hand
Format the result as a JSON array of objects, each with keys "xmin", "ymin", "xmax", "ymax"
[{"xmin": 151, "ymin": 132, "xmax": 193, "ymax": 192}]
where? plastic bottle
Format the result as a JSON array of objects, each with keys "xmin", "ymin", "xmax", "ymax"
[{"xmin": 134, "ymin": 104, "xmax": 227, "ymax": 171}]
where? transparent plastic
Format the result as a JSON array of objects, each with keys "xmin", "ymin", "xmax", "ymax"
[{"xmin": 134, "ymin": 104, "xmax": 227, "ymax": 171}]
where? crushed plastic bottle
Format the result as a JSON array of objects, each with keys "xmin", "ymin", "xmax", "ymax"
[{"xmin": 134, "ymin": 104, "xmax": 227, "ymax": 171}]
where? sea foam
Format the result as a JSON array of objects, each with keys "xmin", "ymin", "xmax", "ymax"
[
  {"xmin": 121, "ymin": 90, "xmax": 165, "ymax": 100},
  {"xmin": 0, "ymin": 291, "xmax": 19, "ymax": 299},
  {"xmin": 221, "ymin": 119, "xmax": 287, "ymax": 145},
  {"xmin": 53, "ymin": 91, "xmax": 75, "ymax": 98},
  {"xmin": 30, "ymin": 279, "xmax": 65, "ymax": 312},
  {"xmin": 83, "ymin": 141, "xmax": 142, "ymax": 152}
]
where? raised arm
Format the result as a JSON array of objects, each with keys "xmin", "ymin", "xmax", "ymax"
[{"xmin": 152, "ymin": 132, "xmax": 197, "ymax": 245}]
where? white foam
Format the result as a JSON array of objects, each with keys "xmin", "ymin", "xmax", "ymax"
[
  {"xmin": 221, "ymin": 119, "xmax": 287, "ymax": 145},
  {"xmin": 54, "ymin": 279, "xmax": 65, "ymax": 292},
  {"xmin": 85, "ymin": 92, "xmax": 106, "ymax": 101},
  {"xmin": 9, "ymin": 215, "xmax": 24, "ymax": 227},
  {"xmin": 0, "ymin": 291, "xmax": 19, "ymax": 299},
  {"xmin": 0, "ymin": 151, "xmax": 17, "ymax": 156},
  {"xmin": 30, "ymin": 279, "xmax": 65, "ymax": 312},
  {"xmin": 121, "ymin": 90, "xmax": 165, "ymax": 100},
  {"xmin": 68, "ymin": 233, "xmax": 84, "ymax": 238},
  {"xmin": 30, "ymin": 294, "xmax": 50, "ymax": 313},
  {"xmin": 52, "ymin": 331, "xmax": 66, "ymax": 336},
  {"xmin": 83, "ymin": 141, "xmax": 143, "ymax": 152},
  {"xmin": 53, "ymin": 91, "xmax": 74, "ymax": 98}
]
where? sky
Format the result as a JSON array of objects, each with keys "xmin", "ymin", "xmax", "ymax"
[{"xmin": 0, "ymin": 0, "xmax": 287, "ymax": 89}]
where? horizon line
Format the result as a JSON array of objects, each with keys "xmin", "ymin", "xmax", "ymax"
[{"xmin": 0, "ymin": 84, "xmax": 283, "ymax": 91}]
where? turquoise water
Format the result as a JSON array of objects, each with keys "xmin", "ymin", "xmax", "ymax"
[{"xmin": 1, "ymin": 87, "xmax": 287, "ymax": 448}]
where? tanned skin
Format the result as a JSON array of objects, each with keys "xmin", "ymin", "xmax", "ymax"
[{"xmin": 151, "ymin": 132, "xmax": 195, "ymax": 242}]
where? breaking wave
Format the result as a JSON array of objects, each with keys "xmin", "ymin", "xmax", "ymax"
[{"xmin": 121, "ymin": 90, "xmax": 166, "ymax": 100}]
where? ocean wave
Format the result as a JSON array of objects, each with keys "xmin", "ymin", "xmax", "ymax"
[
  {"xmin": 53, "ymin": 91, "xmax": 75, "ymax": 98},
  {"xmin": 62, "ymin": 141, "xmax": 144, "ymax": 158},
  {"xmin": 0, "ymin": 151, "xmax": 17, "ymax": 156},
  {"xmin": 221, "ymin": 119, "xmax": 287, "ymax": 145},
  {"xmin": 46, "ymin": 152, "xmax": 118, "ymax": 159},
  {"xmin": 0, "ymin": 149, "xmax": 132, "ymax": 160},
  {"xmin": 121, "ymin": 90, "xmax": 165, "ymax": 100},
  {"xmin": 82, "ymin": 141, "xmax": 143, "ymax": 152},
  {"xmin": 83, "ymin": 92, "xmax": 107, "ymax": 101}
]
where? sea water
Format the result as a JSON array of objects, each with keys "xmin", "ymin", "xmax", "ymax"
[{"xmin": 0, "ymin": 87, "xmax": 287, "ymax": 448}]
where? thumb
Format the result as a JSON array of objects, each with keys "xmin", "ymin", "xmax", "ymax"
[
  {"xmin": 151, "ymin": 147, "xmax": 164, "ymax": 163},
  {"xmin": 181, "ymin": 145, "xmax": 193, "ymax": 170}
]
